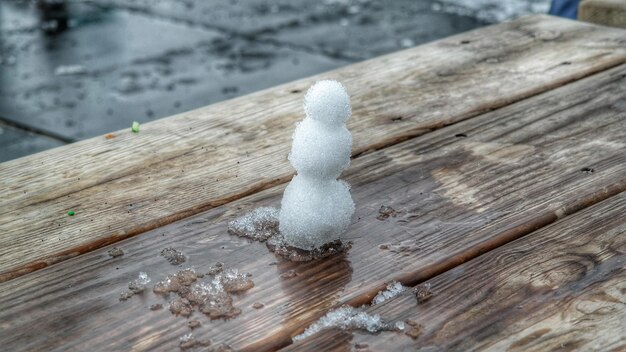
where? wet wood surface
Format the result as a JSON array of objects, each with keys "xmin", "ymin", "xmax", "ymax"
[
  {"xmin": 0, "ymin": 58, "xmax": 625, "ymax": 351},
  {"xmin": 288, "ymin": 192, "xmax": 626, "ymax": 352},
  {"xmin": 2, "ymin": 15, "xmax": 626, "ymax": 282}
]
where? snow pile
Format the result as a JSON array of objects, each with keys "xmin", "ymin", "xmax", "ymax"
[
  {"xmin": 149, "ymin": 266, "xmax": 251, "ymax": 320},
  {"xmin": 153, "ymin": 268, "xmax": 202, "ymax": 294},
  {"xmin": 194, "ymin": 283, "xmax": 241, "ymax": 319},
  {"xmin": 371, "ymin": 281, "xmax": 408, "ymax": 305},
  {"xmin": 293, "ymin": 281, "xmax": 412, "ymax": 341},
  {"xmin": 432, "ymin": 0, "xmax": 550, "ymax": 23},
  {"xmin": 293, "ymin": 306, "xmax": 388, "ymax": 341},
  {"xmin": 279, "ymin": 80, "xmax": 355, "ymax": 250}
]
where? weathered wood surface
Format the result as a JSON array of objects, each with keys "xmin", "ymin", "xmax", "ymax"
[
  {"xmin": 286, "ymin": 329, "xmax": 354, "ymax": 352},
  {"xmin": 580, "ymin": 0, "xmax": 626, "ymax": 29},
  {"xmin": 1, "ymin": 63, "xmax": 625, "ymax": 351},
  {"xmin": 2, "ymin": 15, "xmax": 626, "ymax": 282},
  {"xmin": 290, "ymin": 192, "xmax": 626, "ymax": 352}
]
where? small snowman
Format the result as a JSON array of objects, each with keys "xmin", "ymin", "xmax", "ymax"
[{"xmin": 279, "ymin": 80, "xmax": 355, "ymax": 250}]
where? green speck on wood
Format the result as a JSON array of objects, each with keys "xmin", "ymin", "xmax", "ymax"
[
  {"xmin": 67, "ymin": 211, "xmax": 75, "ymax": 216},
  {"xmin": 131, "ymin": 121, "xmax": 140, "ymax": 133}
]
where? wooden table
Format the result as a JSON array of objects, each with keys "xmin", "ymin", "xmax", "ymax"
[{"xmin": 1, "ymin": 15, "xmax": 625, "ymax": 351}]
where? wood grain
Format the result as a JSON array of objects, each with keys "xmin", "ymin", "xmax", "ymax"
[
  {"xmin": 286, "ymin": 329, "xmax": 354, "ymax": 352},
  {"xmin": 296, "ymin": 193, "xmax": 626, "ymax": 352},
  {"xmin": 2, "ymin": 15, "xmax": 626, "ymax": 281},
  {"xmin": 580, "ymin": 0, "xmax": 626, "ymax": 29},
  {"xmin": 1, "ymin": 63, "xmax": 625, "ymax": 351}
]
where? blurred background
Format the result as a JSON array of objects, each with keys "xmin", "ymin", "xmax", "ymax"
[{"xmin": 0, "ymin": 0, "xmax": 552, "ymax": 162}]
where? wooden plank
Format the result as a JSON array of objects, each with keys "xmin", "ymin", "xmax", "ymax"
[
  {"xmin": 1, "ymin": 63, "xmax": 625, "ymax": 351},
  {"xmin": 292, "ymin": 193, "xmax": 626, "ymax": 352},
  {"xmin": 1, "ymin": 15, "xmax": 626, "ymax": 282},
  {"xmin": 282, "ymin": 329, "xmax": 354, "ymax": 352},
  {"xmin": 580, "ymin": 0, "xmax": 626, "ymax": 29}
]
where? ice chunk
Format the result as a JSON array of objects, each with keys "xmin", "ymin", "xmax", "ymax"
[
  {"xmin": 279, "ymin": 80, "xmax": 355, "ymax": 250},
  {"xmin": 187, "ymin": 279, "xmax": 225, "ymax": 305},
  {"xmin": 180, "ymin": 333, "xmax": 193, "ymax": 343},
  {"xmin": 371, "ymin": 281, "xmax": 408, "ymax": 305},
  {"xmin": 218, "ymin": 269, "xmax": 254, "ymax": 293},
  {"xmin": 395, "ymin": 321, "xmax": 406, "ymax": 331},
  {"xmin": 153, "ymin": 268, "xmax": 200, "ymax": 295},
  {"xmin": 149, "ymin": 265, "xmax": 246, "ymax": 320},
  {"xmin": 128, "ymin": 272, "xmax": 151, "ymax": 294},
  {"xmin": 189, "ymin": 280, "xmax": 241, "ymax": 319},
  {"xmin": 227, "ymin": 207, "xmax": 279, "ymax": 241},
  {"xmin": 293, "ymin": 306, "xmax": 390, "ymax": 341},
  {"xmin": 137, "ymin": 272, "xmax": 151, "ymax": 284}
]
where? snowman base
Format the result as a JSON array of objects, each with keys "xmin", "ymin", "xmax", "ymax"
[{"xmin": 228, "ymin": 206, "xmax": 352, "ymax": 262}]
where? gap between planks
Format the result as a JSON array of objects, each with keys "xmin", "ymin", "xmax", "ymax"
[{"xmin": 1, "ymin": 15, "xmax": 626, "ymax": 282}]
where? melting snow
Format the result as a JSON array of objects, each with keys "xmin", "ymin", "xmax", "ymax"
[
  {"xmin": 293, "ymin": 306, "xmax": 390, "ymax": 341},
  {"xmin": 372, "ymin": 281, "xmax": 408, "ymax": 305}
]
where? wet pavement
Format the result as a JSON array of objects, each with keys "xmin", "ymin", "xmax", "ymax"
[{"xmin": 0, "ymin": 0, "xmax": 549, "ymax": 162}]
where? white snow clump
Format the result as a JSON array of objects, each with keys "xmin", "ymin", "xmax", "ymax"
[
  {"xmin": 292, "ymin": 306, "xmax": 387, "ymax": 341},
  {"xmin": 371, "ymin": 281, "xmax": 409, "ymax": 305},
  {"xmin": 279, "ymin": 80, "xmax": 355, "ymax": 250},
  {"xmin": 137, "ymin": 272, "xmax": 151, "ymax": 285},
  {"xmin": 292, "ymin": 281, "xmax": 411, "ymax": 342}
]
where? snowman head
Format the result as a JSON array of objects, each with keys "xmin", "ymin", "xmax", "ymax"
[{"xmin": 304, "ymin": 80, "xmax": 352, "ymax": 126}]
